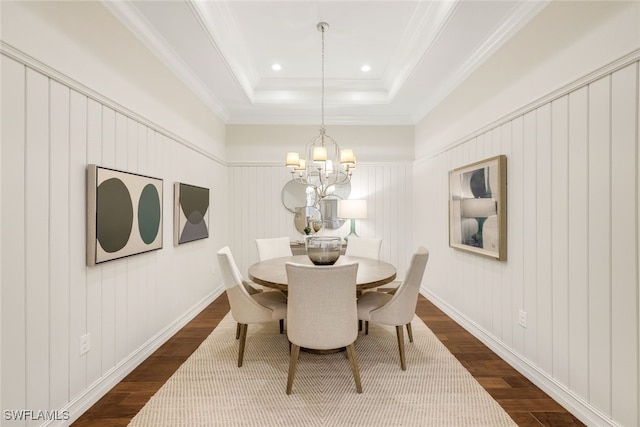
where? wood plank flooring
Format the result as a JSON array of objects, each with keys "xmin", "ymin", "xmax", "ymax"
[{"xmin": 72, "ymin": 294, "xmax": 584, "ymax": 426}]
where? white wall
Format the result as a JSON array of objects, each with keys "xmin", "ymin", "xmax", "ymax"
[
  {"xmin": 227, "ymin": 162, "xmax": 414, "ymax": 282},
  {"xmin": 416, "ymin": 1, "xmax": 640, "ymax": 158},
  {"xmin": 414, "ymin": 2, "xmax": 640, "ymax": 426},
  {"xmin": 4, "ymin": 1, "xmax": 638, "ymax": 426},
  {"xmin": 226, "ymin": 124, "xmax": 415, "ymax": 279},
  {"xmin": 0, "ymin": 3, "xmax": 417, "ymax": 425},
  {"xmin": 0, "ymin": 0, "xmax": 226, "ymax": 160},
  {"xmin": 1, "ymin": 2, "xmax": 227, "ymax": 425}
]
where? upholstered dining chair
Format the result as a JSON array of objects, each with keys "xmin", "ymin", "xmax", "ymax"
[
  {"xmin": 255, "ymin": 236, "xmax": 293, "ymax": 261},
  {"xmin": 215, "ymin": 243, "xmax": 274, "ymax": 338},
  {"xmin": 344, "ymin": 236, "xmax": 382, "ymax": 259},
  {"xmin": 285, "ymin": 262, "xmax": 363, "ymax": 394},
  {"xmin": 217, "ymin": 246, "xmax": 287, "ymax": 367},
  {"xmin": 356, "ymin": 247, "xmax": 429, "ymax": 370},
  {"xmin": 229, "ymin": 252, "xmax": 272, "ymax": 339}
]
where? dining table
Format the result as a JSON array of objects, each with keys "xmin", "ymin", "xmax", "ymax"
[{"xmin": 248, "ymin": 255, "xmax": 397, "ymax": 292}]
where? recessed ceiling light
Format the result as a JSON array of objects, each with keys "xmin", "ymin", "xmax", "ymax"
[
  {"xmin": 271, "ymin": 63, "xmax": 282, "ymax": 71},
  {"xmin": 361, "ymin": 64, "xmax": 371, "ymax": 72}
]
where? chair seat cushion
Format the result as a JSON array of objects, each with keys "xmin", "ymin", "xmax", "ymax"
[
  {"xmin": 357, "ymin": 291, "xmax": 392, "ymax": 321},
  {"xmin": 242, "ymin": 280, "xmax": 263, "ymax": 295},
  {"xmin": 258, "ymin": 290, "xmax": 287, "ymax": 302},
  {"xmin": 252, "ymin": 291, "xmax": 288, "ymax": 320},
  {"xmin": 376, "ymin": 280, "xmax": 401, "ymax": 294}
]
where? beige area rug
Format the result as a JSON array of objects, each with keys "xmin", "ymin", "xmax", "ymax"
[{"xmin": 129, "ymin": 313, "xmax": 517, "ymax": 427}]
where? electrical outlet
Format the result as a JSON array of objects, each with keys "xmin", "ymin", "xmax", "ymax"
[
  {"xmin": 518, "ymin": 310, "xmax": 527, "ymax": 328},
  {"xmin": 80, "ymin": 333, "xmax": 91, "ymax": 355}
]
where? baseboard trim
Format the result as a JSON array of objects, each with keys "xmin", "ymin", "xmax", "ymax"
[
  {"xmin": 55, "ymin": 288, "xmax": 224, "ymax": 427},
  {"xmin": 420, "ymin": 288, "xmax": 618, "ymax": 427}
]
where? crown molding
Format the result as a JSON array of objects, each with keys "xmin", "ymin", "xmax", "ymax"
[
  {"xmin": 410, "ymin": 0, "xmax": 550, "ymax": 123},
  {"xmin": 100, "ymin": 0, "xmax": 231, "ymax": 122},
  {"xmin": 98, "ymin": 0, "xmax": 552, "ymax": 126},
  {"xmin": 384, "ymin": 0, "xmax": 460, "ymax": 100},
  {"xmin": 415, "ymin": 48, "xmax": 640, "ymax": 162},
  {"xmin": 227, "ymin": 111, "xmax": 414, "ymax": 126},
  {"xmin": 188, "ymin": 0, "xmax": 258, "ymax": 102}
]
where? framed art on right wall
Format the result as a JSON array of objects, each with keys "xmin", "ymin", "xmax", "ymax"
[{"xmin": 449, "ymin": 155, "xmax": 507, "ymax": 260}]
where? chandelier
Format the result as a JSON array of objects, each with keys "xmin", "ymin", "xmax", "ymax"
[{"xmin": 285, "ymin": 22, "xmax": 356, "ymax": 199}]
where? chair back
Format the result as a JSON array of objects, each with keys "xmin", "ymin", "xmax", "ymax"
[
  {"xmin": 370, "ymin": 247, "xmax": 429, "ymax": 325},
  {"xmin": 345, "ymin": 237, "xmax": 382, "ymax": 259},
  {"xmin": 285, "ymin": 262, "xmax": 359, "ymax": 350},
  {"xmin": 217, "ymin": 247, "xmax": 273, "ymax": 323},
  {"xmin": 255, "ymin": 236, "xmax": 293, "ymax": 261}
]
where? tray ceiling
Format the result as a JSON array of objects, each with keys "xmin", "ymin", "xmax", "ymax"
[{"xmin": 102, "ymin": 0, "xmax": 548, "ymax": 125}]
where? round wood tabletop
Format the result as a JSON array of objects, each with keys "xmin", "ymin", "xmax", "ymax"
[{"xmin": 248, "ymin": 255, "xmax": 397, "ymax": 292}]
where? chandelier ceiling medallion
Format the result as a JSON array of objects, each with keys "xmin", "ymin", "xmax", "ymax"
[{"xmin": 285, "ymin": 22, "xmax": 356, "ymax": 199}]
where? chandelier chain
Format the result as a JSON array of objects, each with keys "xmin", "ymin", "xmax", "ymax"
[
  {"xmin": 321, "ymin": 24, "xmax": 325, "ymax": 131},
  {"xmin": 285, "ymin": 21, "xmax": 354, "ymax": 204}
]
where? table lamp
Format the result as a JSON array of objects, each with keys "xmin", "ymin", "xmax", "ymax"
[{"xmin": 337, "ymin": 199, "xmax": 367, "ymax": 241}]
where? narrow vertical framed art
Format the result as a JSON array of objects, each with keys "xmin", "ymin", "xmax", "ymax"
[
  {"xmin": 449, "ymin": 155, "xmax": 507, "ymax": 260},
  {"xmin": 174, "ymin": 182, "xmax": 210, "ymax": 245}
]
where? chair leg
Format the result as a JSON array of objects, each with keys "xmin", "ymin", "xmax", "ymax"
[
  {"xmin": 396, "ymin": 325, "xmax": 406, "ymax": 371},
  {"xmin": 237, "ymin": 323, "xmax": 248, "ymax": 367},
  {"xmin": 279, "ymin": 319, "xmax": 284, "ymax": 334},
  {"xmin": 406, "ymin": 322, "xmax": 413, "ymax": 343},
  {"xmin": 286, "ymin": 344, "xmax": 301, "ymax": 395},
  {"xmin": 236, "ymin": 323, "xmax": 241, "ymax": 339},
  {"xmin": 345, "ymin": 343, "xmax": 363, "ymax": 393}
]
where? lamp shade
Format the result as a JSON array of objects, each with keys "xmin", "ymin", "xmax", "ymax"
[
  {"xmin": 286, "ymin": 152, "xmax": 300, "ymax": 167},
  {"xmin": 340, "ymin": 149, "xmax": 355, "ymax": 165},
  {"xmin": 295, "ymin": 158, "xmax": 306, "ymax": 171},
  {"xmin": 338, "ymin": 199, "xmax": 367, "ymax": 219},
  {"xmin": 461, "ymin": 198, "xmax": 496, "ymax": 218},
  {"xmin": 313, "ymin": 146, "xmax": 327, "ymax": 162}
]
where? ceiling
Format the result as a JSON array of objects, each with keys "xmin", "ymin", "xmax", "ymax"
[{"xmin": 102, "ymin": 0, "xmax": 549, "ymax": 126}]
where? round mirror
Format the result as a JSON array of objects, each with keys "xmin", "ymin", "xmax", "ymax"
[
  {"xmin": 294, "ymin": 206, "xmax": 322, "ymax": 235},
  {"xmin": 281, "ymin": 180, "xmax": 317, "ymax": 213}
]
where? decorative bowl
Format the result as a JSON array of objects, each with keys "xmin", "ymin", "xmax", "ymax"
[{"xmin": 305, "ymin": 236, "xmax": 341, "ymax": 265}]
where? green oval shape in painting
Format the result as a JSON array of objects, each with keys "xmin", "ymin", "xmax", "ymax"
[
  {"xmin": 97, "ymin": 178, "xmax": 133, "ymax": 253},
  {"xmin": 138, "ymin": 183, "xmax": 161, "ymax": 244}
]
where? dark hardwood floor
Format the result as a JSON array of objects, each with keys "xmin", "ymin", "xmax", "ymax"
[{"xmin": 72, "ymin": 294, "xmax": 584, "ymax": 426}]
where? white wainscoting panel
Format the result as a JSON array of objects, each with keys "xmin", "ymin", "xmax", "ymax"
[
  {"xmin": 1, "ymin": 52, "xmax": 227, "ymax": 424},
  {"xmin": 1, "ymin": 53, "xmax": 27, "ymax": 416},
  {"xmin": 609, "ymin": 62, "xmax": 638, "ymax": 427},
  {"xmin": 415, "ymin": 59, "xmax": 639, "ymax": 426},
  {"xmin": 228, "ymin": 163, "xmax": 414, "ymax": 282}
]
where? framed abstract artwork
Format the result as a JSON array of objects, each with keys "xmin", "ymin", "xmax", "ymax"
[
  {"xmin": 174, "ymin": 182, "xmax": 210, "ymax": 245},
  {"xmin": 449, "ymin": 155, "xmax": 507, "ymax": 260},
  {"xmin": 87, "ymin": 165, "xmax": 163, "ymax": 266}
]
